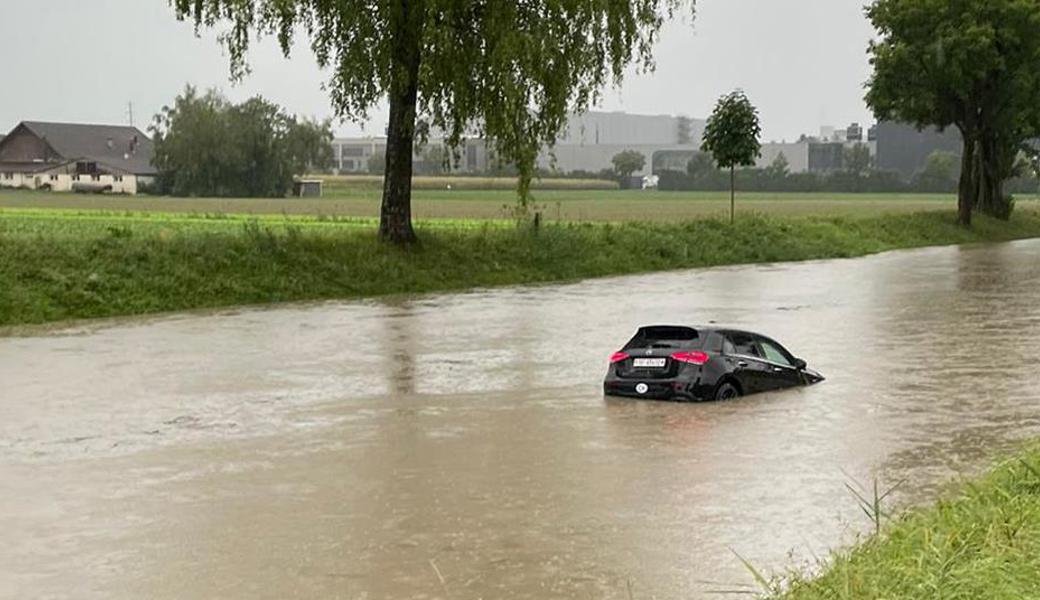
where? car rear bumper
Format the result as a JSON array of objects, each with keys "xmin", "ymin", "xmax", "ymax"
[{"xmin": 603, "ymin": 378, "xmax": 707, "ymax": 401}]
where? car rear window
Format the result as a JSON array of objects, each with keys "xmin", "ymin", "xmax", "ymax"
[{"xmin": 624, "ymin": 326, "xmax": 701, "ymax": 349}]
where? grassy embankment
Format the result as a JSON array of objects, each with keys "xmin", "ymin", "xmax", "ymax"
[
  {"xmin": 774, "ymin": 445, "xmax": 1040, "ymax": 599},
  {"xmin": 3, "ymin": 199, "xmax": 1040, "ymax": 327}
]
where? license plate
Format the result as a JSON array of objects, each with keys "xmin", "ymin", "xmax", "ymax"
[{"xmin": 633, "ymin": 358, "xmax": 667, "ymax": 368}]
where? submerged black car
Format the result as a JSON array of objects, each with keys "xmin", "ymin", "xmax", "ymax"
[{"xmin": 603, "ymin": 325, "xmax": 824, "ymax": 401}]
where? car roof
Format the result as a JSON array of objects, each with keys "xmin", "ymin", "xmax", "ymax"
[
  {"xmin": 638, "ymin": 324, "xmax": 770, "ymax": 338},
  {"xmin": 639, "ymin": 324, "xmax": 724, "ymax": 333}
]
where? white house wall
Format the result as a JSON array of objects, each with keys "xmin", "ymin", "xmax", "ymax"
[{"xmin": 0, "ymin": 171, "xmax": 144, "ymax": 194}]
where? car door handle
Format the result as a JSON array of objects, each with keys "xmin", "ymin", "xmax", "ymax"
[
  {"xmin": 737, "ymin": 361, "xmax": 748, "ymax": 368},
  {"xmin": 773, "ymin": 367, "xmax": 784, "ymax": 372}
]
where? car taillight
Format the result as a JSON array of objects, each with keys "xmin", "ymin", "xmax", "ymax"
[
  {"xmin": 610, "ymin": 352, "xmax": 630, "ymax": 364},
  {"xmin": 671, "ymin": 351, "xmax": 709, "ymax": 365}
]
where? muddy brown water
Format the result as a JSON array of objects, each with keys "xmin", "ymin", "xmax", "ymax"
[{"xmin": 3, "ymin": 240, "xmax": 1040, "ymax": 599}]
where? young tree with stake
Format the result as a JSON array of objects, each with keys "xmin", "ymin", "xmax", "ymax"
[{"xmin": 701, "ymin": 91, "xmax": 761, "ymax": 224}]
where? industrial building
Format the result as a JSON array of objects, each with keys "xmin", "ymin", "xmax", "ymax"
[
  {"xmin": 331, "ymin": 111, "xmax": 707, "ymax": 177},
  {"xmin": 537, "ymin": 111, "xmax": 706, "ymax": 176},
  {"xmin": 874, "ymin": 121, "xmax": 962, "ymax": 178},
  {"xmin": 331, "ymin": 136, "xmax": 494, "ymax": 174},
  {"xmin": 757, "ymin": 143, "xmax": 810, "ymax": 173},
  {"xmin": 327, "ymin": 115, "xmax": 961, "ymax": 181}
]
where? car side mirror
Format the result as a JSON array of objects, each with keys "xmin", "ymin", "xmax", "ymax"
[{"xmin": 793, "ymin": 358, "xmax": 807, "ymax": 370}]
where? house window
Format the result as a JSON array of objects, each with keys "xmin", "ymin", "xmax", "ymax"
[
  {"xmin": 50, "ymin": 175, "xmax": 59, "ymax": 181},
  {"xmin": 76, "ymin": 161, "xmax": 98, "ymax": 175},
  {"xmin": 91, "ymin": 174, "xmax": 100, "ymax": 181},
  {"xmin": 1, "ymin": 173, "xmax": 12, "ymax": 180},
  {"xmin": 73, "ymin": 175, "xmax": 81, "ymax": 181},
  {"xmin": 342, "ymin": 159, "xmax": 355, "ymax": 170},
  {"xmin": 114, "ymin": 176, "xmax": 123, "ymax": 183}
]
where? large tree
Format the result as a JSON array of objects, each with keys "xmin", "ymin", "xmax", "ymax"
[
  {"xmin": 151, "ymin": 86, "xmax": 333, "ymax": 197},
  {"xmin": 867, "ymin": 0, "xmax": 1040, "ymax": 225},
  {"xmin": 172, "ymin": 0, "xmax": 695, "ymax": 243},
  {"xmin": 611, "ymin": 150, "xmax": 647, "ymax": 187}
]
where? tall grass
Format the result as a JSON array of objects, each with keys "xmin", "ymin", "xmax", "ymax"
[
  {"xmin": 776, "ymin": 446, "xmax": 1040, "ymax": 599},
  {"xmin": 3, "ymin": 209, "xmax": 1040, "ymax": 326}
]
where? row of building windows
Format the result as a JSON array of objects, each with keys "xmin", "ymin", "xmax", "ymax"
[{"xmin": 1, "ymin": 173, "xmax": 125, "ymax": 182}]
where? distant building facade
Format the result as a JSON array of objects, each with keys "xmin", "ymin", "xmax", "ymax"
[
  {"xmin": 874, "ymin": 121, "xmax": 962, "ymax": 179},
  {"xmin": 332, "ymin": 138, "xmax": 383, "ymax": 173},
  {"xmin": 0, "ymin": 121, "xmax": 156, "ymax": 194},
  {"xmin": 846, "ymin": 122, "xmax": 864, "ymax": 142},
  {"xmin": 543, "ymin": 143, "xmax": 696, "ymax": 177},
  {"xmin": 331, "ymin": 137, "xmax": 492, "ymax": 174},
  {"xmin": 641, "ymin": 120, "xmax": 878, "ymax": 176},
  {"xmin": 808, "ymin": 142, "xmax": 846, "ymax": 172},
  {"xmin": 757, "ymin": 143, "xmax": 810, "ymax": 173},
  {"xmin": 538, "ymin": 112, "xmax": 706, "ymax": 176},
  {"xmin": 552, "ymin": 112, "xmax": 704, "ymax": 146},
  {"xmin": 331, "ymin": 114, "xmax": 907, "ymax": 179},
  {"xmin": 331, "ymin": 111, "xmax": 707, "ymax": 178}
]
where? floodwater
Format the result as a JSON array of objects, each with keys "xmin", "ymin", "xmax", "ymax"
[{"xmin": 3, "ymin": 240, "xmax": 1040, "ymax": 599}]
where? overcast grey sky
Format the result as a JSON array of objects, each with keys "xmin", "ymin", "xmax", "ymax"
[{"xmin": 0, "ymin": 0, "xmax": 876, "ymax": 142}]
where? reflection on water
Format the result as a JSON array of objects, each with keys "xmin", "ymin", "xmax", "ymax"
[{"xmin": 2, "ymin": 240, "xmax": 1040, "ymax": 598}]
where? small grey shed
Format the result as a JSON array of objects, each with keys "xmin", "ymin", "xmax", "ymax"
[{"xmin": 293, "ymin": 179, "xmax": 323, "ymax": 198}]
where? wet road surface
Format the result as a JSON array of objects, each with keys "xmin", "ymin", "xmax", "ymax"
[{"xmin": 3, "ymin": 240, "xmax": 1040, "ymax": 599}]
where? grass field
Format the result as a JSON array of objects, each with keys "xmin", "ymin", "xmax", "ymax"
[
  {"xmin": 317, "ymin": 174, "xmax": 619, "ymax": 192},
  {"xmin": 4, "ymin": 204, "xmax": 1040, "ymax": 327},
  {"xmin": 0, "ymin": 187, "xmax": 1015, "ymax": 222},
  {"xmin": 775, "ymin": 445, "xmax": 1040, "ymax": 599}
]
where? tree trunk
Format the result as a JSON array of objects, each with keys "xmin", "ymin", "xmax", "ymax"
[
  {"xmin": 729, "ymin": 166, "xmax": 735, "ymax": 225},
  {"xmin": 977, "ymin": 135, "xmax": 993, "ymax": 214},
  {"xmin": 956, "ymin": 136, "xmax": 975, "ymax": 227},
  {"xmin": 380, "ymin": 85, "xmax": 419, "ymax": 244},
  {"xmin": 976, "ymin": 133, "xmax": 1012, "ymax": 220},
  {"xmin": 378, "ymin": 0, "xmax": 424, "ymax": 245}
]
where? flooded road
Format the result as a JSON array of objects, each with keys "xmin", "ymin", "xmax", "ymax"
[{"xmin": 3, "ymin": 240, "xmax": 1040, "ymax": 599}]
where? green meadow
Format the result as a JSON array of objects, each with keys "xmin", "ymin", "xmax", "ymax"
[{"xmin": 0, "ymin": 186, "xmax": 991, "ymax": 222}]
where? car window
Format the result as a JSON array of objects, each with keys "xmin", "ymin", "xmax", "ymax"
[
  {"xmin": 624, "ymin": 326, "xmax": 701, "ymax": 350},
  {"xmin": 759, "ymin": 340, "xmax": 793, "ymax": 366},
  {"xmin": 706, "ymin": 331, "xmax": 724, "ymax": 353},
  {"xmin": 726, "ymin": 333, "xmax": 761, "ymax": 358}
]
